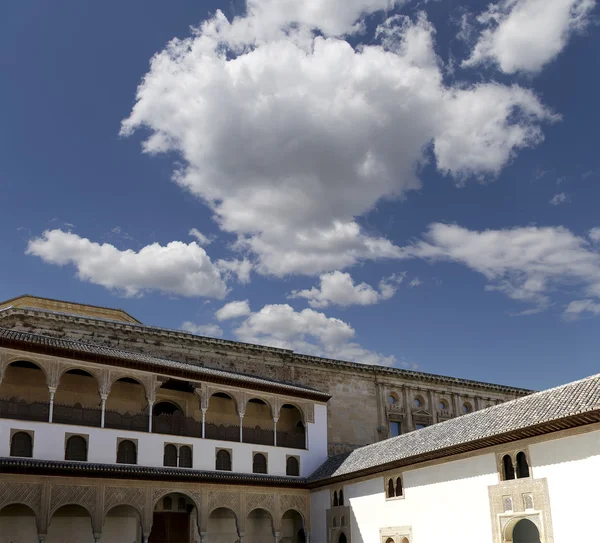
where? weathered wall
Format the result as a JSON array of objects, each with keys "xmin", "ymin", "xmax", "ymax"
[{"xmin": 0, "ymin": 311, "xmax": 527, "ymax": 455}]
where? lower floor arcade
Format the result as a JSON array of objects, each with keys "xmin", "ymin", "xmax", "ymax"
[{"xmin": 0, "ymin": 474, "xmax": 310, "ymax": 543}]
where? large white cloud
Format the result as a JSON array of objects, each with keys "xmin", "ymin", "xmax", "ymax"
[
  {"xmin": 463, "ymin": 0, "xmax": 596, "ymax": 74},
  {"xmin": 215, "ymin": 300, "xmax": 252, "ymax": 321},
  {"xmin": 234, "ymin": 303, "xmax": 396, "ymax": 365},
  {"xmin": 121, "ymin": 9, "xmax": 556, "ymax": 276},
  {"xmin": 290, "ymin": 270, "xmax": 403, "ymax": 308},
  {"xmin": 401, "ymin": 223, "xmax": 600, "ymax": 313},
  {"xmin": 26, "ymin": 229, "xmax": 228, "ymax": 298}
]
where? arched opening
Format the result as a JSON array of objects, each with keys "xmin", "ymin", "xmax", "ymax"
[
  {"xmin": 338, "ymin": 532, "xmax": 347, "ymax": 543},
  {"xmin": 333, "ymin": 490, "xmax": 339, "ymax": 507},
  {"xmin": 511, "ymin": 518, "xmax": 541, "ymax": 543},
  {"xmin": 65, "ymin": 435, "xmax": 88, "ymax": 461},
  {"xmin": 401, "ymin": 538, "xmax": 410, "ymax": 543},
  {"xmin": 104, "ymin": 504, "xmax": 142, "ymax": 542},
  {"xmin": 503, "ymin": 454, "xmax": 515, "ymax": 480},
  {"xmin": 244, "ymin": 398, "xmax": 274, "ymax": 445},
  {"xmin": 386, "ymin": 539, "xmax": 395, "ymax": 543},
  {"xmin": 516, "ymin": 451, "xmax": 530, "ymax": 479},
  {"xmin": 339, "ymin": 489, "xmax": 344, "ymax": 506},
  {"xmin": 216, "ymin": 449, "xmax": 232, "ymax": 471},
  {"xmin": 282, "ymin": 509, "xmax": 305, "ymax": 543},
  {"xmin": 179, "ymin": 445, "xmax": 192, "ymax": 468},
  {"xmin": 152, "ymin": 400, "xmax": 200, "ymax": 438},
  {"xmin": 414, "ymin": 395, "xmax": 424, "ymax": 408},
  {"xmin": 205, "ymin": 392, "xmax": 239, "ymax": 442},
  {"xmin": 207, "ymin": 507, "xmax": 238, "ymax": 542},
  {"xmin": 53, "ymin": 369, "xmax": 101, "ymax": 427},
  {"xmin": 246, "ymin": 508, "xmax": 274, "ymax": 543},
  {"xmin": 387, "ymin": 393, "xmax": 398, "ymax": 405},
  {"xmin": 154, "ymin": 401, "xmax": 182, "ymax": 416},
  {"xmin": 286, "ymin": 456, "xmax": 300, "ymax": 476},
  {"xmin": 150, "ymin": 493, "xmax": 198, "ymax": 543},
  {"xmin": 164, "ymin": 443, "xmax": 178, "ymax": 467},
  {"xmin": 10, "ymin": 431, "xmax": 33, "ymax": 457},
  {"xmin": 117, "ymin": 439, "xmax": 137, "ymax": 464},
  {"xmin": 253, "ymin": 452, "xmax": 268, "ymax": 474},
  {"xmin": 105, "ymin": 377, "xmax": 148, "ymax": 432},
  {"xmin": 462, "ymin": 402, "xmax": 473, "ymax": 414},
  {"xmin": 395, "ymin": 477, "xmax": 403, "ymax": 497},
  {"xmin": 439, "ymin": 399, "xmax": 449, "ymax": 410},
  {"xmin": 0, "ymin": 361, "xmax": 49, "ymax": 422},
  {"xmin": 0, "ymin": 503, "xmax": 38, "ymax": 541},
  {"xmin": 387, "ymin": 479, "xmax": 395, "ymax": 499},
  {"xmin": 48, "ymin": 504, "xmax": 94, "ymax": 543},
  {"xmin": 341, "ymin": 515, "xmax": 345, "ymax": 526},
  {"xmin": 278, "ymin": 404, "xmax": 305, "ymax": 449}
]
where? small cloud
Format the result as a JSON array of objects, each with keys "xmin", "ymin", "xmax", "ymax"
[
  {"xmin": 189, "ymin": 228, "xmax": 215, "ymax": 246},
  {"xmin": 216, "ymin": 300, "xmax": 252, "ymax": 321},
  {"xmin": 181, "ymin": 321, "xmax": 223, "ymax": 337},
  {"xmin": 549, "ymin": 192, "xmax": 569, "ymax": 206},
  {"xmin": 534, "ymin": 168, "xmax": 550, "ymax": 180},
  {"xmin": 588, "ymin": 228, "xmax": 600, "ymax": 243},
  {"xmin": 556, "ymin": 176, "xmax": 567, "ymax": 185},
  {"xmin": 564, "ymin": 299, "xmax": 600, "ymax": 320},
  {"xmin": 409, "ymin": 277, "xmax": 422, "ymax": 288}
]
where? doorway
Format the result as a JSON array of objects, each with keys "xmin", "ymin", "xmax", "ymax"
[{"xmin": 149, "ymin": 512, "xmax": 190, "ymax": 543}]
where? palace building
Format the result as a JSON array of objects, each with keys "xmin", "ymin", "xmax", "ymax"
[{"xmin": 0, "ymin": 295, "xmax": 597, "ymax": 543}]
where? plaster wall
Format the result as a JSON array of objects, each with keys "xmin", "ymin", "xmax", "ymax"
[
  {"xmin": 529, "ymin": 429, "xmax": 600, "ymax": 542},
  {"xmin": 310, "ymin": 489, "xmax": 330, "ymax": 543},
  {"xmin": 0, "ymin": 405, "xmax": 327, "ymax": 476}
]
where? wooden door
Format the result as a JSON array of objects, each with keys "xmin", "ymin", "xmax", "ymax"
[{"xmin": 149, "ymin": 512, "xmax": 190, "ymax": 543}]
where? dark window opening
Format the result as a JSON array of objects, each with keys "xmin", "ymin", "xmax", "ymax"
[
  {"xmin": 164, "ymin": 444, "xmax": 178, "ymax": 467},
  {"xmin": 10, "ymin": 432, "xmax": 32, "ymax": 458},
  {"xmin": 387, "ymin": 479, "xmax": 395, "ymax": 499},
  {"xmin": 117, "ymin": 439, "xmax": 137, "ymax": 464},
  {"xmin": 389, "ymin": 421, "xmax": 401, "ymax": 437},
  {"xmin": 153, "ymin": 402, "xmax": 182, "ymax": 417},
  {"xmin": 65, "ymin": 369, "xmax": 93, "ymax": 377},
  {"xmin": 216, "ymin": 449, "xmax": 231, "ymax": 471},
  {"xmin": 333, "ymin": 491, "xmax": 338, "ymax": 507},
  {"xmin": 516, "ymin": 451, "xmax": 530, "ymax": 479},
  {"xmin": 177, "ymin": 497, "xmax": 186, "ymax": 511},
  {"xmin": 163, "ymin": 497, "xmax": 172, "ymax": 510},
  {"xmin": 503, "ymin": 454, "xmax": 515, "ymax": 480},
  {"xmin": 160, "ymin": 379, "xmax": 195, "ymax": 393},
  {"xmin": 395, "ymin": 477, "xmax": 403, "ymax": 497},
  {"xmin": 286, "ymin": 456, "xmax": 299, "ymax": 476},
  {"xmin": 179, "ymin": 445, "xmax": 192, "ymax": 468},
  {"xmin": 253, "ymin": 453, "xmax": 267, "ymax": 474},
  {"xmin": 65, "ymin": 435, "xmax": 87, "ymax": 462},
  {"xmin": 339, "ymin": 489, "xmax": 344, "ymax": 506}
]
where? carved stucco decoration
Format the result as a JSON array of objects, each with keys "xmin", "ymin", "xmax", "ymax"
[
  {"xmin": 152, "ymin": 488, "xmax": 202, "ymax": 514},
  {"xmin": 245, "ymin": 492, "xmax": 276, "ymax": 519},
  {"xmin": 103, "ymin": 486, "xmax": 146, "ymax": 516},
  {"xmin": 280, "ymin": 493, "xmax": 308, "ymax": 523},
  {"xmin": 49, "ymin": 484, "xmax": 97, "ymax": 518},
  {"xmin": 0, "ymin": 481, "xmax": 43, "ymax": 523},
  {"xmin": 488, "ymin": 477, "xmax": 554, "ymax": 543},
  {"xmin": 207, "ymin": 490, "xmax": 241, "ymax": 517}
]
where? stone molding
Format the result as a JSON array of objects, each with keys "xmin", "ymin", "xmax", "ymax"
[
  {"xmin": 379, "ymin": 525, "xmax": 412, "ymax": 543},
  {"xmin": 0, "ymin": 474, "xmax": 309, "ymax": 537}
]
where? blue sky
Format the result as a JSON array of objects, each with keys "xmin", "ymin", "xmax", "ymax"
[{"xmin": 1, "ymin": 0, "xmax": 599, "ymax": 390}]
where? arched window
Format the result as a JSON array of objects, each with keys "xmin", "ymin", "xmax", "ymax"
[
  {"xmin": 341, "ymin": 515, "xmax": 345, "ymax": 526},
  {"xmin": 503, "ymin": 454, "xmax": 515, "ymax": 480},
  {"xmin": 117, "ymin": 439, "xmax": 137, "ymax": 464},
  {"xmin": 216, "ymin": 449, "xmax": 231, "ymax": 471},
  {"xmin": 516, "ymin": 451, "xmax": 530, "ymax": 479},
  {"xmin": 338, "ymin": 533, "xmax": 347, "ymax": 543},
  {"xmin": 387, "ymin": 395, "xmax": 397, "ymax": 405},
  {"xmin": 395, "ymin": 476, "xmax": 403, "ymax": 497},
  {"xmin": 339, "ymin": 489, "xmax": 344, "ymax": 506},
  {"xmin": 332, "ymin": 517, "xmax": 337, "ymax": 527},
  {"xmin": 414, "ymin": 396, "xmax": 423, "ymax": 408},
  {"xmin": 65, "ymin": 435, "xmax": 87, "ymax": 461},
  {"xmin": 463, "ymin": 402, "xmax": 473, "ymax": 413},
  {"xmin": 333, "ymin": 491, "xmax": 338, "ymax": 507},
  {"xmin": 401, "ymin": 538, "xmax": 410, "ymax": 543},
  {"xmin": 387, "ymin": 479, "xmax": 395, "ymax": 499},
  {"xmin": 10, "ymin": 432, "xmax": 32, "ymax": 458},
  {"xmin": 253, "ymin": 453, "xmax": 267, "ymax": 474},
  {"xmin": 512, "ymin": 518, "xmax": 540, "ymax": 543},
  {"xmin": 439, "ymin": 399, "xmax": 448, "ymax": 410},
  {"xmin": 386, "ymin": 539, "xmax": 395, "ymax": 543},
  {"xmin": 163, "ymin": 497, "xmax": 172, "ymax": 510},
  {"xmin": 286, "ymin": 456, "xmax": 300, "ymax": 476},
  {"xmin": 177, "ymin": 497, "xmax": 186, "ymax": 511},
  {"xmin": 164, "ymin": 444, "xmax": 177, "ymax": 467},
  {"xmin": 179, "ymin": 445, "xmax": 192, "ymax": 468}
]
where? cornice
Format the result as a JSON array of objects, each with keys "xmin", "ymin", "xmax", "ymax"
[{"xmin": 0, "ymin": 306, "xmax": 533, "ymax": 395}]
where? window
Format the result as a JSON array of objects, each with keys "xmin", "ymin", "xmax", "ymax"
[
  {"xmin": 339, "ymin": 489, "xmax": 344, "ymax": 506},
  {"xmin": 389, "ymin": 421, "xmax": 401, "ymax": 437},
  {"xmin": 164, "ymin": 444, "xmax": 178, "ymax": 467},
  {"xmin": 253, "ymin": 453, "xmax": 267, "ymax": 474},
  {"xmin": 216, "ymin": 449, "xmax": 231, "ymax": 471},
  {"xmin": 65, "ymin": 435, "xmax": 87, "ymax": 462},
  {"xmin": 341, "ymin": 515, "xmax": 345, "ymax": 526},
  {"xmin": 413, "ymin": 396, "xmax": 423, "ymax": 408},
  {"xmin": 439, "ymin": 399, "xmax": 449, "ymax": 410},
  {"xmin": 177, "ymin": 497, "xmax": 186, "ymax": 511},
  {"xmin": 117, "ymin": 439, "xmax": 137, "ymax": 464},
  {"xmin": 179, "ymin": 445, "xmax": 192, "ymax": 468},
  {"xmin": 462, "ymin": 402, "xmax": 473, "ymax": 413},
  {"xmin": 10, "ymin": 431, "xmax": 32, "ymax": 458},
  {"xmin": 387, "ymin": 479, "xmax": 395, "ymax": 499},
  {"xmin": 395, "ymin": 476, "xmax": 403, "ymax": 497},
  {"xmin": 387, "ymin": 394, "xmax": 397, "ymax": 405},
  {"xmin": 502, "ymin": 454, "xmax": 515, "ymax": 480},
  {"xmin": 516, "ymin": 451, "xmax": 530, "ymax": 479},
  {"xmin": 386, "ymin": 475, "xmax": 404, "ymax": 499},
  {"xmin": 286, "ymin": 456, "xmax": 300, "ymax": 476},
  {"xmin": 333, "ymin": 491, "xmax": 338, "ymax": 507},
  {"xmin": 415, "ymin": 424, "xmax": 427, "ymax": 430},
  {"xmin": 332, "ymin": 517, "xmax": 337, "ymax": 527}
]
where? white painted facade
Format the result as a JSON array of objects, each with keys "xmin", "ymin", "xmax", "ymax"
[
  {"xmin": 311, "ymin": 425, "xmax": 600, "ymax": 543},
  {"xmin": 0, "ymin": 402, "xmax": 328, "ymax": 477}
]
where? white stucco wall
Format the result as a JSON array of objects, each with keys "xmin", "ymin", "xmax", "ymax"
[
  {"xmin": 0, "ymin": 402, "xmax": 327, "ymax": 477},
  {"xmin": 310, "ymin": 489, "xmax": 330, "ymax": 543}
]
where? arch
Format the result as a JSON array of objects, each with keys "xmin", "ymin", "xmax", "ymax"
[
  {"xmin": 516, "ymin": 451, "xmax": 530, "ymax": 479},
  {"xmin": 333, "ymin": 490, "xmax": 338, "ymax": 507},
  {"xmin": 246, "ymin": 507, "xmax": 275, "ymax": 542},
  {"xmin": 340, "ymin": 515, "xmax": 345, "ymax": 526},
  {"xmin": 58, "ymin": 366, "xmax": 100, "ymax": 385},
  {"xmin": 286, "ymin": 456, "xmax": 300, "ymax": 476},
  {"xmin": 164, "ymin": 444, "xmax": 178, "ymax": 467},
  {"xmin": 387, "ymin": 392, "xmax": 399, "ymax": 405},
  {"xmin": 282, "ymin": 509, "xmax": 306, "ymax": 543},
  {"xmin": 246, "ymin": 396, "xmax": 275, "ymax": 417},
  {"xmin": 387, "ymin": 479, "xmax": 395, "ymax": 499},
  {"xmin": 10, "ymin": 431, "xmax": 33, "ymax": 457},
  {"xmin": 332, "ymin": 517, "xmax": 337, "ymax": 527},
  {"xmin": 395, "ymin": 476, "xmax": 403, "ymax": 497},
  {"xmin": 54, "ymin": 368, "xmax": 102, "ymax": 426},
  {"xmin": 278, "ymin": 402, "xmax": 306, "ymax": 423},
  {"xmin": 503, "ymin": 454, "xmax": 515, "ymax": 480},
  {"xmin": 339, "ymin": 489, "xmax": 344, "ymax": 506},
  {"xmin": 438, "ymin": 398, "xmax": 449, "ymax": 410},
  {"xmin": 179, "ymin": 445, "xmax": 192, "ymax": 468},
  {"xmin": 338, "ymin": 532, "xmax": 347, "ymax": 543},
  {"xmin": 413, "ymin": 395, "xmax": 425, "ymax": 408},
  {"xmin": 462, "ymin": 401, "xmax": 473, "ymax": 414},
  {"xmin": 253, "ymin": 452, "xmax": 267, "ymax": 474},
  {"xmin": 0, "ymin": 503, "xmax": 40, "ymax": 536},
  {"xmin": 216, "ymin": 449, "xmax": 232, "ymax": 471},
  {"xmin": 153, "ymin": 400, "xmax": 183, "ymax": 417},
  {"xmin": 105, "ymin": 377, "xmax": 148, "ymax": 428},
  {"xmin": 208, "ymin": 391, "xmax": 238, "ymax": 412},
  {"xmin": 65, "ymin": 435, "xmax": 88, "ymax": 461},
  {"xmin": 5, "ymin": 358, "xmax": 48, "ymax": 379},
  {"xmin": 401, "ymin": 538, "xmax": 409, "ymax": 543},
  {"xmin": 208, "ymin": 507, "xmax": 239, "ymax": 540},
  {"xmin": 385, "ymin": 539, "xmax": 395, "ymax": 543},
  {"xmin": 504, "ymin": 517, "xmax": 541, "ymax": 543},
  {"xmin": 163, "ymin": 496, "xmax": 173, "ymax": 510},
  {"xmin": 0, "ymin": 361, "xmax": 49, "ymax": 410},
  {"xmin": 152, "ymin": 490, "xmax": 201, "ymax": 515},
  {"xmin": 103, "ymin": 504, "xmax": 142, "ymax": 541},
  {"xmin": 117, "ymin": 439, "xmax": 137, "ymax": 464}
]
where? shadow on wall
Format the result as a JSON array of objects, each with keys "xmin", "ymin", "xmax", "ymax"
[{"xmin": 530, "ymin": 430, "xmax": 600, "ymax": 468}]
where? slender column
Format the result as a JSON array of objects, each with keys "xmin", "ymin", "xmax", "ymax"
[
  {"xmin": 305, "ymin": 532, "xmax": 310, "ymax": 543},
  {"xmin": 274, "ymin": 532, "xmax": 281, "ymax": 543},
  {"xmin": 238, "ymin": 533, "xmax": 245, "ymax": 543},
  {"xmin": 48, "ymin": 387, "xmax": 56, "ymax": 423},
  {"xmin": 273, "ymin": 417, "xmax": 279, "ymax": 446},
  {"xmin": 239, "ymin": 413, "xmax": 244, "ymax": 443},
  {"xmin": 200, "ymin": 534, "xmax": 207, "ymax": 543},
  {"xmin": 93, "ymin": 533, "xmax": 102, "ymax": 542},
  {"xmin": 38, "ymin": 535, "xmax": 47, "ymax": 543},
  {"xmin": 148, "ymin": 400, "xmax": 155, "ymax": 433},
  {"xmin": 100, "ymin": 394, "xmax": 108, "ymax": 428},
  {"xmin": 201, "ymin": 408, "xmax": 207, "ymax": 439},
  {"xmin": 143, "ymin": 534, "xmax": 150, "ymax": 543}
]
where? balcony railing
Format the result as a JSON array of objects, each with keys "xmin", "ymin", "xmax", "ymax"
[
  {"xmin": 0, "ymin": 398, "xmax": 307, "ymax": 449},
  {"xmin": 0, "ymin": 398, "xmax": 49, "ymax": 422}
]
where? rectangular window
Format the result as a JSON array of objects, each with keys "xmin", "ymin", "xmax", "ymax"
[
  {"xmin": 415, "ymin": 424, "xmax": 428, "ymax": 430},
  {"xmin": 389, "ymin": 421, "xmax": 401, "ymax": 437}
]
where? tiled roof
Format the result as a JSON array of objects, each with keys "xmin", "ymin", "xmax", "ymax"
[
  {"xmin": 0, "ymin": 305, "xmax": 532, "ymax": 395},
  {"xmin": 0, "ymin": 457, "xmax": 307, "ymax": 487},
  {"xmin": 309, "ymin": 372, "xmax": 600, "ymax": 483},
  {"xmin": 0, "ymin": 327, "xmax": 330, "ymax": 401}
]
